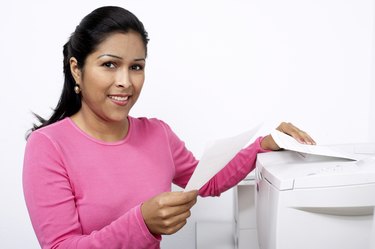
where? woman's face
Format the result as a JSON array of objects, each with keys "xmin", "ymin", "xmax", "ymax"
[{"xmin": 71, "ymin": 31, "xmax": 146, "ymax": 124}]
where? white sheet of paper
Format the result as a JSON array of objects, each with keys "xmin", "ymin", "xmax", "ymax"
[
  {"xmin": 271, "ymin": 130, "xmax": 360, "ymax": 160},
  {"xmin": 184, "ymin": 125, "xmax": 261, "ymax": 191}
]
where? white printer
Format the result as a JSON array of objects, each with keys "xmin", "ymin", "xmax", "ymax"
[{"xmin": 255, "ymin": 143, "xmax": 375, "ymax": 249}]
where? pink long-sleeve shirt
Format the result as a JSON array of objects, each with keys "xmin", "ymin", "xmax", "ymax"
[{"xmin": 23, "ymin": 117, "xmax": 266, "ymax": 249}]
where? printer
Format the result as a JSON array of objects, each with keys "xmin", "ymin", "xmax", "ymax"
[{"xmin": 255, "ymin": 143, "xmax": 375, "ymax": 249}]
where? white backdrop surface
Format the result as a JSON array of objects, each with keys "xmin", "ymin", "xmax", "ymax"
[{"xmin": 0, "ymin": 0, "xmax": 374, "ymax": 248}]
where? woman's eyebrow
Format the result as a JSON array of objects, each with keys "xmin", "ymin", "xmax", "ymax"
[
  {"xmin": 97, "ymin": 54, "xmax": 145, "ymax": 62},
  {"xmin": 97, "ymin": 54, "xmax": 123, "ymax": 59}
]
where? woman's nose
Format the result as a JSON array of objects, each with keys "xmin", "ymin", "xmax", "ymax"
[
  {"xmin": 115, "ymin": 70, "xmax": 132, "ymax": 88},
  {"xmin": 115, "ymin": 81, "xmax": 131, "ymax": 88}
]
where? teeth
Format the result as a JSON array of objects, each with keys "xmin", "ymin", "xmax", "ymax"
[{"xmin": 109, "ymin": 96, "xmax": 128, "ymax": 101}]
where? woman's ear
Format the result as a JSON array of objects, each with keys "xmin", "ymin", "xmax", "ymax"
[{"xmin": 70, "ymin": 57, "xmax": 81, "ymax": 83}]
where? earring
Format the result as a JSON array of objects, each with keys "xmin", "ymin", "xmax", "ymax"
[{"xmin": 74, "ymin": 84, "xmax": 81, "ymax": 94}]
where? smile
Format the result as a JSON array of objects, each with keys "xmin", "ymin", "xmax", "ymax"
[
  {"xmin": 108, "ymin": 95, "xmax": 130, "ymax": 106},
  {"xmin": 108, "ymin": 95, "xmax": 129, "ymax": 101}
]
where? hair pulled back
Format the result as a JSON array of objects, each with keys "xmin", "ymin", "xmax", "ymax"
[{"xmin": 28, "ymin": 6, "xmax": 149, "ymax": 137}]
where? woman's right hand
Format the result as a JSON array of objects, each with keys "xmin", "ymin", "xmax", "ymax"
[{"xmin": 141, "ymin": 190, "xmax": 198, "ymax": 235}]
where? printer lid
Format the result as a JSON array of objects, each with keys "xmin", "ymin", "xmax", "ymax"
[{"xmin": 256, "ymin": 143, "xmax": 375, "ymax": 191}]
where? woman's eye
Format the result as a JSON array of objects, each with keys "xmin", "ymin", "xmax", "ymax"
[
  {"xmin": 103, "ymin": 62, "xmax": 116, "ymax": 68},
  {"xmin": 131, "ymin": 64, "xmax": 143, "ymax": 71}
]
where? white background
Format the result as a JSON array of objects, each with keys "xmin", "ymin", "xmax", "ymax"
[{"xmin": 1, "ymin": 0, "xmax": 374, "ymax": 248}]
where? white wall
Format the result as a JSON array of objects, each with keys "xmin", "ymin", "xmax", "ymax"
[{"xmin": 1, "ymin": 0, "xmax": 374, "ymax": 248}]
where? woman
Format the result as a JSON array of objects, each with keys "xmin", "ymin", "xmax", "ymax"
[{"xmin": 23, "ymin": 6, "xmax": 315, "ymax": 249}]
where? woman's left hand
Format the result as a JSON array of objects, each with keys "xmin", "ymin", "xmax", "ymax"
[{"xmin": 260, "ymin": 122, "xmax": 316, "ymax": 151}]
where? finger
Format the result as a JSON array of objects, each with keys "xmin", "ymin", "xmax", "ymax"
[
  {"xmin": 164, "ymin": 209, "xmax": 192, "ymax": 227},
  {"xmin": 162, "ymin": 218, "xmax": 188, "ymax": 235},
  {"xmin": 277, "ymin": 122, "xmax": 316, "ymax": 145},
  {"xmin": 160, "ymin": 210, "xmax": 192, "ymax": 235},
  {"xmin": 158, "ymin": 198, "xmax": 197, "ymax": 219},
  {"xmin": 288, "ymin": 128, "xmax": 316, "ymax": 145},
  {"xmin": 289, "ymin": 130, "xmax": 309, "ymax": 144},
  {"xmin": 161, "ymin": 190, "xmax": 198, "ymax": 207},
  {"xmin": 300, "ymin": 132, "xmax": 316, "ymax": 145}
]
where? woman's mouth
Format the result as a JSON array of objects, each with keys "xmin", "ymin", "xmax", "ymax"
[{"xmin": 108, "ymin": 95, "xmax": 130, "ymax": 106}]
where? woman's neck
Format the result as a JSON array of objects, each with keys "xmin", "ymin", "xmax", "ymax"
[{"xmin": 70, "ymin": 111, "xmax": 129, "ymax": 142}]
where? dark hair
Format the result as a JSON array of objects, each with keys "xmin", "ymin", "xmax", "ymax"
[{"xmin": 27, "ymin": 6, "xmax": 149, "ymax": 138}]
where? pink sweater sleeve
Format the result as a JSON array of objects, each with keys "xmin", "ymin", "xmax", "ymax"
[
  {"xmin": 23, "ymin": 132, "xmax": 160, "ymax": 249},
  {"xmin": 199, "ymin": 137, "xmax": 267, "ymax": 197},
  {"xmin": 162, "ymin": 120, "xmax": 268, "ymax": 196}
]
